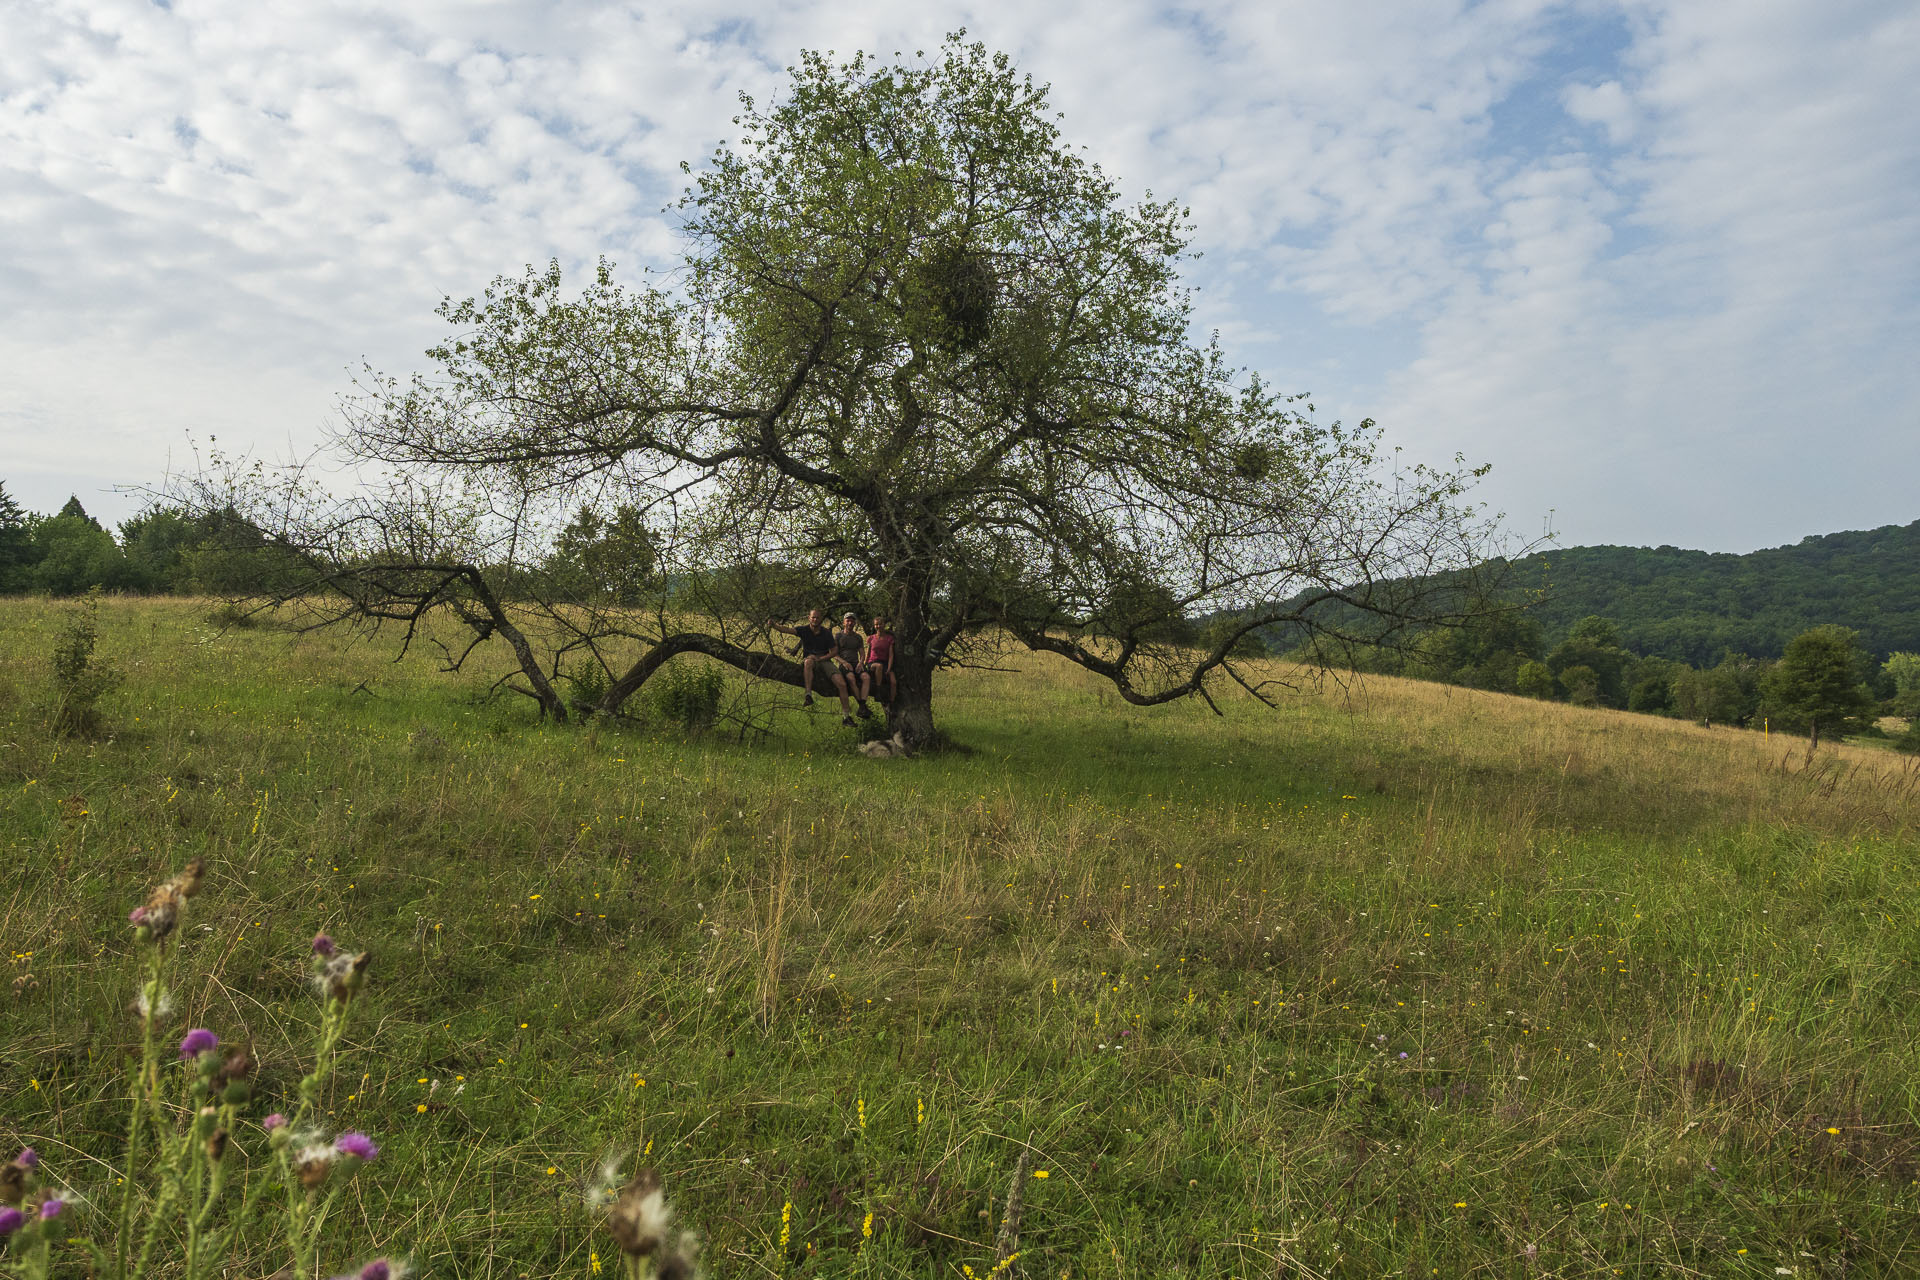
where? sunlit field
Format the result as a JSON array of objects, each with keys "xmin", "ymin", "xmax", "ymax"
[{"xmin": 5, "ymin": 596, "xmax": 1919, "ymax": 1278}]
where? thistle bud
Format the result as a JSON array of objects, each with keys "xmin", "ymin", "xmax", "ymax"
[
  {"xmin": 223, "ymin": 1080, "xmax": 252, "ymax": 1106},
  {"xmin": 317, "ymin": 950, "xmax": 372, "ymax": 1004},
  {"xmin": 607, "ymin": 1168, "xmax": 670, "ymax": 1258},
  {"xmin": 206, "ymin": 1128, "xmax": 229, "ymax": 1162},
  {"xmin": 297, "ymin": 1153, "xmax": 334, "ymax": 1191},
  {"xmin": 212, "ymin": 1046, "xmax": 253, "ymax": 1096},
  {"xmin": 131, "ymin": 858, "xmax": 205, "ymax": 945},
  {"xmin": 332, "ymin": 1131, "xmax": 379, "ymax": 1172}
]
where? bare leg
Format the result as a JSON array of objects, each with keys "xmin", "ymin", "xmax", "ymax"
[
  {"xmin": 832, "ymin": 671, "xmax": 853, "ymax": 717},
  {"xmin": 801, "ymin": 656, "xmax": 818, "ymax": 702}
]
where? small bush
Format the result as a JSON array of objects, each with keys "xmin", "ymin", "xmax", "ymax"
[
  {"xmin": 205, "ymin": 600, "xmax": 258, "ymax": 630},
  {"xmin": 568, "ymin": 658, "xmax": 611, "ymax": 709},
  {"xmin": 644, "ymin": 660, "xmax": 724, "ymax": 733},
  {"xmin": 49, "ymin": 587, "xmax": 119, "ymax": 736},
  {"xmin": 1515, "ymin": 659, "xmax": 1558, "ymax": 700},
  {"xmin": 1560, "ymin": 663, "xmax": 1601, "ymax": 708}
]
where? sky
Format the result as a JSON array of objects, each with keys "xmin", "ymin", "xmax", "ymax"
[{"xmin": 3, "ymin": 0, "xmax": 1916, "ymax": 554}]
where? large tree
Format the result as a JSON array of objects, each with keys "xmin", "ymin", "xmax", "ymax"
[{"xmin": 201, "ymin": 39, "xmax": 1506, "ymax": 742}]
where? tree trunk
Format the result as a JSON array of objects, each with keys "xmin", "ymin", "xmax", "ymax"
[
  {"xmin": 881, "ymin": 574, "xmax": 943, "ymax": 749},
  {"xmin": 885, "ymin": 664, "xmax": 937, "ymax": 748}
]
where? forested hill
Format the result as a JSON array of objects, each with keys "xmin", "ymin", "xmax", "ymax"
[{"xmin": 1509, "ymin": 519, "xmax": 1920, "ymax": 663}]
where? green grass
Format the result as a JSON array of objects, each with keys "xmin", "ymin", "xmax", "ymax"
[{"xmin": 4, "ymin": 595, "xmax": 1920, "ymax": 1278}]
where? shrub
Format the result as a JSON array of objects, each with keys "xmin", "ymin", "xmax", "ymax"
[
  {"xmin": 1559, "ymin": 664, "xmax": 1601, "ymax": 707},
  {"xmin": 49, "ymin": 586, "xmax": 119, "ymax": 737},
  {"xmin": 1515, "ymin": 660, "xmax": 1557, "ymax": 700},
  {"xmin": 569, "ymin": 657, "xmax": 612, "ymax": 709},
  {"xmin": 206, "ymin": 601, "xmax": 259, "ymax": 630},
  {"xmin": 644, "ymin": 661, "xmax": 724, "ymax": 733}
]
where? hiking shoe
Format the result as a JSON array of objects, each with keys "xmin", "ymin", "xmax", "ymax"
[
  {"xmin": 802, "ymin": 693, "xmax": 814, "ymax": 707},
  {"xmin": 856, "ymin": 702, "xmax": 874, "ymax": 720},
  {"xmin": 842, "ymin": 715, "xmax": 856, "ymax": 727}
]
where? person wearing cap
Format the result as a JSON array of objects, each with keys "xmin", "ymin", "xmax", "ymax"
[{"xmin": 833, "ymin": 612, "xmax": 875, "ymax": 720}]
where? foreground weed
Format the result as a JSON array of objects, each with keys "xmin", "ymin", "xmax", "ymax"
[
  {"xmin": 48, "ymin": 586, "xmax": 118, "ymax": 737},
  {"xmin": 601, "ymin": 1162, "xmax": 698, "ymax": 1280},
  {"xmin": 2, "ymin": 859, "xmax": 397, "ymax": 1280}
]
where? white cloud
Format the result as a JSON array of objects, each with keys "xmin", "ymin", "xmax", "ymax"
[
  {"xmin": 1563, "ymin": 79, "xmax": 1633, "ymax": 144},
  {"xmin": 1367, "ymin": 0, "xmax": 1920, "ymax": 549},
  {"xmin": 1, "ymin": 0, "xmax": 1915, "ymax": 552}
]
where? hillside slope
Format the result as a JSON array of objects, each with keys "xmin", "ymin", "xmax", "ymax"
[{"xmin": 1509, "ymin": 519, "xmax": 1920, "ymax": 661}]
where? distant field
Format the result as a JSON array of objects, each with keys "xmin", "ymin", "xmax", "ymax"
[{"xmin": 4, "ymin": 596, "xmax": 1919, "ymax": 1278}]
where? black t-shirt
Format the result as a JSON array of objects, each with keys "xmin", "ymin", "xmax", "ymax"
[{"xmin": 796, "ymin": 624, "xmax": 834, "ymax": 657}]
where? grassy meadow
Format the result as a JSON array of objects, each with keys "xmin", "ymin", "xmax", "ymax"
[{"xmin": 4, "ymin": 595, "xmax": 1920, "ymax": 1278}]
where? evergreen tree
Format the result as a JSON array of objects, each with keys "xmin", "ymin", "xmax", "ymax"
[
  {"xmin": 544, "ymin": 505, "xmax": 658, "ymax": 606},
  {"xmin": 1761, "ymin": 625, "xmax": 1874, "ymax": 747},
  {"xmin": 30, "ymin": 495, "xmax": 126, "ymax": 595},
  {"xmin": 0, "ymin": 481, "xmax": 35, "ymax": 592}
]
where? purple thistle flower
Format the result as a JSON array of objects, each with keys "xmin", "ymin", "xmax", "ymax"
[
  {"xmin": 38, "ymin": 1198, "xmax": 64, "ymax": 1221},
  {"xmin": 360, "ymin": 1260, "xmax": 393, "ymax": 1280},
  {"xmin": 1398, "ymin": 1052, "xmax": 1409, "ymax": 1060},
  {"xmin": 312, "ymin": 933, "xmax": 337, "ymax": 957},
  {"xmin": 0, "ymin": 1207, "xmax": 23, "ymax": 1237},
  {"xmin": 262, "ymin": 1113, "xmax": 287, "ymax": 1131},
  {"xmin": 178, "ymin": 1028, "xmax": 219, "ymax": 1059},
  {"xmin": 333, "ymin": 1131, "xmax": 379, "ymax": 1162},
  {"xmin": 15, "ymin": 1147, "xmax": 37, "ymax": 1169}
]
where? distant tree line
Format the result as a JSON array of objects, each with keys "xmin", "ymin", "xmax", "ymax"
[
  {"xmin": 1259, "ymin": 522, "xmax": 1920, "ymax": 666},
  {"xmin": 0, "ymin": 483, "xmax": 301, "ymax": 597},
  {"xmin": 1322, "ymin": 609, "xmax": 1920, "ymax": 751},
  {"xmin": 1485, "ymin": 523, "xmax": 1920, "ymax": 663},
  {"xmin": 0, "ymin": 481, "xmax": 662, "ymax": 606}
]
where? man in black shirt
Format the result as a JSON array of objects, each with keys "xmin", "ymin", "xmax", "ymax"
[{"xmin": 768, "ymin": 608, "xmax": 857, "ymax": 724}]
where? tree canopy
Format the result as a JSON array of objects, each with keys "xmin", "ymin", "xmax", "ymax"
[
  {"xmin": 1760, "ymin": 624, "xmax": 1875, "ymax": 747},
  {"xmin": 186, "ymin": 37, "xmax": 1502, "ymax": 741}
]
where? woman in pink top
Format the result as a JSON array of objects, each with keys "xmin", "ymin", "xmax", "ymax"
[{"xmin": 865, "ymin": 616, "xmax": 897, "ymax": 704}]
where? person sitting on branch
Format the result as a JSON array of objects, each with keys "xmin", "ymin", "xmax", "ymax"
[
  {"xmin": 834, "ymin": 612, "xmax": 875, "ymax": 719},
  {"xmin": 865, "ymin": 615, "xmax": 896, "ymax": 705},
  {"xmin": 767, "ymin": 609, "xmax": 857, "ymax": 724}
]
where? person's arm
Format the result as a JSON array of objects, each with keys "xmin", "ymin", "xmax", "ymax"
[{"xmin": 766, "ymin": 618, "xmax": 798, "ymax": 637}]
